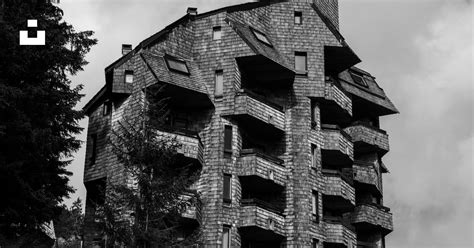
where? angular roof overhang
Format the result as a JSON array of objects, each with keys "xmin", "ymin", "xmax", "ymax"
[
  {"xmin": 325, "ymin": 46, "xmax": 361, "ymax": 75},
  {"xmin": 227, "ymin": 18, "xmax": 295, "ymax": 74},
  {"xmin": 140, "ymin": 52, "xmax": 213, "ymax": 109}
]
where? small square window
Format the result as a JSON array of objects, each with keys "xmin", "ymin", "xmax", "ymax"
[
  {"xmin": 215, "ymin": 70, "xmax": 223, "ymax": 97},
  {"xmin": 250, "ymin": 27, "xmax": 272, "ymax": 47},
  {"xmin": 213, "ymin": 26, "xmax": 222, "ymax": 40},
  {"xmin": 350, "ymin": 72, "xmax": 368, "ymax": 87},
  {"xmin": 295, "ymin": 11, "xmax": 302, "ymax": 24},
  {"xmin": 164, "ymin": 55, "xmax": 190, "ymax": 75},
  {"xmin": 125, "ymin": 70, "xmax": 134, "ymax": 83},
  {"xmin": 103, "ymin": 101, "xmax": 112, "ymax": 116},
  {"xmin": 295, "ymin": 52, "xmax": 307, "ymax": 74},
  {"xmin": 223, "ymin": 174, "xmax": 232, "ymax": 203},
  {"xmin": 222, "ymin": 225, "xmax": 231, "ymax": 248}
]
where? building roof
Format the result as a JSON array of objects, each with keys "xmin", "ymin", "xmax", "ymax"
[
  {"xmin": 226, "ymin": 18, "xmax": 295, "ymax": 73},
  {"xmin": 338, "ymin": 68, "xmax": 399, "ymax": 115},
  {"xmin": 140, "ymin": 52, "xmax": 210, "ymax": 95}
]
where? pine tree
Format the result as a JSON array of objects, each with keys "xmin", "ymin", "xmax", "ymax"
[
  {"xmin": 103, "ymin": 89, "xmax": 201, "ymax": 247},
  {"xmin": 0, "ymin": 0, "xmax": 97, "ymax": 240}
]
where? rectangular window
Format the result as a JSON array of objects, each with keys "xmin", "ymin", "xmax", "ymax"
[
  {"xmin": 311, "ymin": 144, "xmax": 317, "ymax": 169},
  {"xmin": 311, "ymin": 101, "xmax": 317, "ymax": 128},
  {"xmin": 295, "ymin": 11, "xmax": 302, "ymax": 24},
  {"xmin": 213, "ymin": 26, "xmax": 222, "ymax": 40},
  {"xmin": 224, "ymin": 125, "xmax": 232, "ymax": 154},
  {"xmin": 165, "ymin": 55, "xmax": 190, "ymax": 75},
  {"xmin": 215, "ymin": 70, "xmax": 223, "ymax": 97},
  {"xmin": 125, "ymin": 70, "xmax": 134, "ymax": 83},
  {"xmin": 222, "ymin": 225, "xmax": 231, "ymax": 248},
  {"xmin": 312, "ymin": 191, "xmax": 319, "ymax": 220},
  {"xmin": 312, "ymin": 239, "xmax": 319, "ymax": 248},
  {"xmin": 295, "ymin": 52, "xmax": 307, "ymax": 74},
  {"xmin": 103, "ymin": 101, "xmax": 112, "ymax": 116},
  {"xmin": 90, "ymin": 134, "xmax": 97, "ymax": 164},
  {"xmin": 223, "ymin": 174, "xmax": 232, "ymax": 203},
  {"xmin": 250, "ymin": 27, "xmax": 272, "ymax": 47}
]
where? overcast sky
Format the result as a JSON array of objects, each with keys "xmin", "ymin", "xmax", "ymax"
[{"xmin": 59, "ymin": 0, "xmax": 473, "ymax": 247}]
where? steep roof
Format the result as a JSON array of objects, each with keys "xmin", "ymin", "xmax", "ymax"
[
  {"xmin": 226, "ymin": 18, "xmax": 294, "ymax": 73},
  {"xmin": 338, "ymin": 68, "xmax": 399, "ymax": 115},
  {"xmin": 140, "ymin": 52, "xmax": 209, "ymax": 95}
]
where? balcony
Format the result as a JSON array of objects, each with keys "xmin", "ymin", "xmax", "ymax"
[
  {"xmin": 239, "ymin": 204, "xmax": 286, "ymax": 245},
  {"xmin": 323, "ymin": 216, "xmax": 356, "ymax": 248},
  {"xmin": 237, "ymin": 148, "xmax": 285, "ymax": 188},
  {"xmin": 180, "ymin": 190, "xmax": 202, "ymax": 225},
  {"xmin": 353, "ymin": 161, "xmax": 382, "ymax": 196},
  {"xmin": 351, "ymin": 203, "xmax": 393, "ymax": 235},
  {"xmin": 344, "ymin": 122, "xmax": 389, "ymax": 156},
  {"xmin": 321, "ymin": 124, "xmax": 353, "ymax": 167},
  {"xmin": 322, "ymin": 170, "xmax": 355, "ymax": 212},
  {"xmin": 224, "ymin": 90, "xmax": 285, "ymax": 136},
  {"xmin": 156, "ymin": 128, "xmax": 204, "ymax": 167},
  {"xmin": 316, "ymin": 79, "xmax": 352, "ymax": 126}
]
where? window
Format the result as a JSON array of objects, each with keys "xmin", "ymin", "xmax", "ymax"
[
  {"xmin": 223, "ymin": 174, "xmax": 232, "ymax": 203},
  {"xmin": 125, "ymin": 70, "xmax": 134, "ymax": 83},
  {"xmin": 251, "ymin": 27, "xmax": 272, "ymax": 47},
  {"xmin": 222, "ymin": 225, "xmax": 231, "ymax": 248},
  {"xmin": 213, "ymin": 26, "xmax": 222, "ymax": 40},
  {"xmin": 103, "ymin": 101, "xmax": 112, "ymax": 116},
  {"xmin": 312, "ymin": 239, "xmax": 320, "ymax": 248},
  {"xmin": 90, "ymin": 134, "xmax": 97, "ymax": 164},
  {"xmin": 295, "ymin": 52, "xmax": 307, "ymax": 74},
  {"xmin": 295, "ymin": 11, "xmax": 302, "ymax": 24},
  {"xmin": 224, "ymin": 125, "xmax": 232, "ymax": 154},
  {"xmin": 311, "ymin": 101, "xmax": 317, "ymax": 128},
  {"xmin": 312, "ymin": 191, "xmax": 319, "ymax": 221},
  {"xmin": 350, "ymin": 72, "xmax": 368, "ymax": 87},
  {"xmin": 311, "ymin": 144, "xmax": 317, "ymax": 169},
  {"xmin": 215, "ymin": 70, "xmax": 223, "ymax": 97},
  {"xmin": 164, "ymin": 55, "xmax": 190, "ymax": 75}
]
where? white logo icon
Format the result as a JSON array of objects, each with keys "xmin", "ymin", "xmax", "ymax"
[{"xmin": 19, "ymin": 19, "xmax": 45, "ymax": 46}]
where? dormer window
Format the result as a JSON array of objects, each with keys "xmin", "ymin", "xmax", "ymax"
[
  {"xmin": 250, "ymin": 27, "xmax": 272, "ymax": 47},
  {"xmin": 350, "ymin": 72, "xmax": 368, "ymax": 87},
  {"xmin": 164, "ymin": 55, "xmax": 190, "ymax": 75},
  {"xmin": 124, "ymin": 70, "xmax": 134, "ymax": 83}
]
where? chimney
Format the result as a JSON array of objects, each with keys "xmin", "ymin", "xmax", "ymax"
[
  {"xmin": 122, "ymin": 44, "xmax": 132, "ymax": 56},
  {"xmin": 187, "ymin": 7, "xmax": 198, "ymax": 16},
  {"xmin": 313, "ymin": 0, "xmax": 339, "ymax": 29}
]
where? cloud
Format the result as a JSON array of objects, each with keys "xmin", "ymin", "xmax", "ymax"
[{"xmin": 382, "ymin": 1, "xmax": 473, "ymax": 247}]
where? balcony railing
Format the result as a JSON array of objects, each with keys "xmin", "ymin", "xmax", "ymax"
[
  {"xmin": 226, "ymin": 90, "xmax": 286, "ymax": 132},
  {"xmin": 322, "ymin": 171, "xmax": 356, "ymax": 209},
  {"xmin": 238, "ymin": 148, "xmax": 285, "ymax": 187},
  {"xmin": 351, "ymin": 203, "xmax": 393, "ymax": 234},
  {"xmin": 321, "ymin": 124, "xmax": 354, "ymax": 164},
  {"xmin": 156, "ymin": 128, "xmax": 204, "ymax": 166},
  {"xmin": 344, "ymin": 121, "xmax": 389, "ymax": 155},
  {"xmin": 240, "ymin": 203, "xmax": 286, "ymax": 237},
  {"xmin": 324, "ymin": 78, "xmax": 352, "ymax": 116},
  {"xmin": 353, "ymin": 160, "xmax": 382, "ymax": 195},
  {"xmin": 241, "ymin": 198, "xmax": 284, "ymax": 215},
  {"xmin": 180, "ymin": 190, "xmax": 202, "ymax": 223},
  {"xmin": 323, "ymin": 216, "xmax": 356, "ymax": 246}
]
